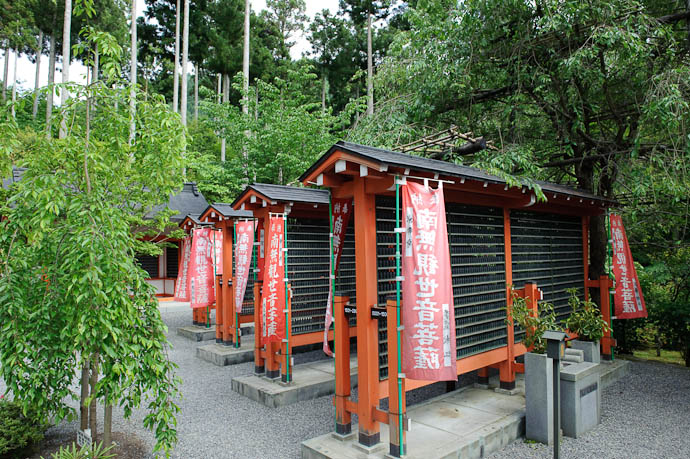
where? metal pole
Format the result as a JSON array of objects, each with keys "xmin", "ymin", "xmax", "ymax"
[{"xmin": 553, "ymin": 358, "xmax": 560, "ymax": 459}]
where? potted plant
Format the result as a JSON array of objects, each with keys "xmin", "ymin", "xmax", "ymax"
[
  {"xmin": 509, "ymin": 292, "xmax": 563, "ymax": 445},
  {"xmin": 564, "ymin": 289, "xmax": 612, "ymax": 364}
]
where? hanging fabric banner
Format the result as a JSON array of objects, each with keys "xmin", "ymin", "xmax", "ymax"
[
  {"xmin": 189, "ymin": 227, "xmax": 216, "ymax": 309},
  {"xmin": 402, "ymin": 181, "xmax": 457, "ymax": 381},
  {"xmin": 261, "ymin": 215, "xmax": 286, "ymax": 344},
  {"xmin": 234, "ymin": 220, "xmax": 255, "ymax": 313},
  {"xmin": 174, "ymin": 236, "xmax": 192, "ymax": 302},
  {"xmin": 213, "ymin": 229, "xmax": 223, "ymax": 276},
  {"xmin": 323, "ymin": 198, "xmax": 353, "ymax": 356},
  {"xmin": 610, "ymin": 214, "xmax": 647, "ymax": 319}
]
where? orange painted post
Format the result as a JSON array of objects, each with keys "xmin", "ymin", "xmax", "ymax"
[
  {"xmin": 599, "ymin": 275, "xmax": 615, "ymax": 360},
  {"xmin": 499, "ymin": 208, "xmax": 516, "ymax": 391},
  {"xmin": 223, "ymin": 220, "xmax": 235, "ymax": 345},
  {"xmin": 477, "ymin": 367, "xmax": 490, "ymax": 385},
  {"xmin": 353, "ymin": 177, "xmax": 381, "ymax": 447},
  {"xmin": 582, "ymin": 216, "xmax": 590, "ymax": 301},
  {"xmin": 386, "ymin": 298, "xmax": 406, "ymax": 457},
  {"xmin": 334, "ymin": 294, "xmax": 352, "ymax": 436},
  {"xmin": 525, "ymin": 282, "xmax": 539, "ymax": 318},
  {"xmin": 215, "ymin": 273, "xmax": 224, "ymax": 342},
  {"xmin": 253, "ymin": 280, "xmax": 264, "ymax": 374}
]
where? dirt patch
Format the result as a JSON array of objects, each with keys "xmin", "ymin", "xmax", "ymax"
[{"xmin": 27, "ymin": 431, "xmax": 149, "ymax": 459}]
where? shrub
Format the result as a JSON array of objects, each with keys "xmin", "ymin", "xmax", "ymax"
[
  {"xmin": 44, "ymin": 442, "xmax": 115, "ymax": 459},
  {"xmin": 564, "ymin": 289, "xmax": 611, "ymax": 342},
  {"xmin": 0, "ymin": 398, "xmax": 48, "ymax": 457},
  {"xmin": 509, "ymin": 292, "xmax": 562, "ymax": 354}
]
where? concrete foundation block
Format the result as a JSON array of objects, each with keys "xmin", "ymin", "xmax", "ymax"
[
  {"xmin": 571, "ymin": 340, "xmax": 601, "ymax": 364},
  {"xmin": 177, "ymin": 325, "xmax": 217, "ymax": 342},
  {"xmin": 525, "ymin": 352, "xmax": 554, "ymax": 445},
  {"xmin": 232, "ymin": 356, "xmax": 358, "ymax": 408},
  {"xmin": 196, "ymin": 342, "xmax": 254, "ymax": 366},
  {"xmin": 560, "ymin": 362, "xmax": 601, "ymax": 438}
]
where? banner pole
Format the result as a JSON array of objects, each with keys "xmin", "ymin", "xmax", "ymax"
[
  {"xmin": 329, "ymin": 194, "xmax": 336, "ymax": 430},
  {"xmin": 234, "ymin": 221, "xmax": 240, "ymax": 348},
  {"xmin": 209, "ymin": 229, "xmax": 217, "ymax": 329},
  {"xmin": 606, "ymin": 210, "xmax": 615, "ymax": 361},
  {"xmin": 395, "ymin": 177, "xmax": 404, "ymax": 457},
  {"xmin": 283, "ymin": 215, "xmax": 290, "ymax": 382}
]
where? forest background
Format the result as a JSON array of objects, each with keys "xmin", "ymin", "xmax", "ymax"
[{"xmin": 1, "ymin": 0, "xmax": 689, "ymax": 368}]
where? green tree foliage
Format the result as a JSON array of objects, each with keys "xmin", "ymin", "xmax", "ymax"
[
  {"xmin": 0, "ymin": 74, "xmax": 183, "ymax": 453},
  {"xmin": 188, "ymin": 65, "xmax": 346, "ymax": 200},
  {"xmin": 0, "ymin": 398, "xmax": 47, "ymax": 457}
]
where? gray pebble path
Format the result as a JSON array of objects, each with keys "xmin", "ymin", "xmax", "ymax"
[{"xmin": 4, "ymin": 303, "xmax": 689, "ymax": 458}]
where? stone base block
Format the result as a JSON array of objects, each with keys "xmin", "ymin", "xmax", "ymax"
[
  {"xmin": 232, "ymin": 356, "xmax": 357, "ymax": 408},
  {"xmin": 177, "ymin": 325, "xmax": 217, "ymax": 342},
  {"xmin": 196, "ymin": 341, "xmax": 254, "ymax": 366}
]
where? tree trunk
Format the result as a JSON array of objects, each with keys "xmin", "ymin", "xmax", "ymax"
[
  {"xmin": 32, "ymin": 31, "xmax": 43, "ymax": 120},
  {"xmin": 89, "ymin": 354, "xmax": 99, "ymax": 443},
  {"xmin": 103, "ymin": 399, "xmax": 112, "ymax": 447},
  {"xmin": 60, "ymin": 0, "xmax": 73, "ymax": 139},
  {"xmin": 173, "ymin": 0, "xmax": 181, "ymax": 113},
  {"xmin": 220, "ymin": 74, "xmax": 229, "ymax": 162},
  {"xmin": 180, "ymin": 0, "xmax": 190, "ymax": 126},
  {"xmin": 366, "ymin": 11, "xmax": 373, "ymax": 116},
  {"xmin": 79, "ymin": 361, "xmax": 90, "ymax": 430},
  {"xmin": 11, "ymin": 49, "xmax": 17, "ymax": 118},
  {"xmin": 321, "ymin": 73, "xmax": 327, "ymax": 113},
  {"xmin": 129, "ymin": 0, "xmax": 137, "ymax": 146},
  {"xmin": 242, "ymin": 0, "xmax": 250, "ymax": 183},
  {"xmin": 46, "ymin": 21, "xmax": 57, "ymax": 138},
  {"xmin": 216, "ymin": 73, "xmax": 221, "ymax": 104},
  {"xmin": 2, "ymin": 45, "xmax": 8, "ymax": 102},
  {"xmin": 93, "ymin": 45, "xmax": 99, "ymax": 83},
  {"xmin": 194, "ymin": 63, "xmax": 198, "ymax": 121}
]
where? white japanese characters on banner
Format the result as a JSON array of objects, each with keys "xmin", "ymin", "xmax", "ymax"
[
  {"xmin": 323, "ymin": 198, "xmax": 353, "ymax": 356},
  {"xmin": 213, "ymin": 230, "xmax": 223, "ymax": 276},
  {"xmin": 402, "ymin": 181, "xmax": 457, "ymax": 381},
  {"xmin": 189, "ymin": 227, "xmax": 216, "ymax": 309},
  {"xmin": 261, "ymin": 216, "xmax": 286, "ymax": 344},
  {"xmin": 174, "ymin": 236, "xmax": 191, "ymax": 301},
  {"xmin": 234, "ymin": 220, "xmax": 256, "ymax": 313},
  {"xmin": 610, "ymin": 214, "xmax": 647, "ymax": 319}
]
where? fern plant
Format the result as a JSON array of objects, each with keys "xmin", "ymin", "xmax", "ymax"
[{"xmin": 509, "ymin": 291, "xmax": 562, "ymax": 354}]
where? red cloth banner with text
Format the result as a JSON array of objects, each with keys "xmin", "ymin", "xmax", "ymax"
[
  {"xmin": 610, "ymin": 215, "xmax": 647, "ymax": 319},
  {"xmin": 323, "ymin": 199, "xmax": 353, "ymax": 356},
  {"xmin": 402, "ymin": 181, "xmax": 457, "ymax": 381},
  {"xmin": 234, "ymin": 220, "xmax": 255, "ymax": 313},
  {"xmin": 189, "ymin": 227, "xmax": 216, "ymax": 309},
  {"xmin": 261, "ymin": 216, "xmax": 286, "ymax": 344},
  {"xmin": 174, "ymin": 236, "xmax": 191, "ymax": 301},
  {"xmin": 213, "ymin": 230, "xmax": 223, "ymax": 276}
]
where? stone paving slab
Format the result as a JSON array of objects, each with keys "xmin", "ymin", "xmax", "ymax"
[
  {"xmin": 232, "ymin": 356, "xmax": 358, "ymax": 408},
  {"xmin": 301, "ymin": 359, "xmax": 631, "ymax": 459}
]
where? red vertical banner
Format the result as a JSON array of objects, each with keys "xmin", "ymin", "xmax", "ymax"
[
  {"xmin": 610, "ymin": 214, "xmax": 647, "ymax": 319},
  {"xmin": 402, "ymin": 181, "xmax": 457, "ymax": 381},
  {"xmin": 234, "ymin": 220, "xmax": 255, "ymax": 313},
  {"xmin": 213, "ymin": 229, "xmax": 223, "ymax": 276},
  {"xmin": 323, "ymin": 198, "xmax": 353, "ymax": 356},
  {"xmin": 174, "ymin": 236, "xmax": 191, "ymax": 301},
  {"xmin": 261, "ymin": 216, "xmax": 286, "ymax": 344},
  {"xmin": 189, "ymin": 227, "xmax": 216, "ymax": 309}
]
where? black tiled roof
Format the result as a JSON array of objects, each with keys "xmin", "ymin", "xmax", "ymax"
[
  {"xmin": 232, "ymin": 183, "xmax": 330, "ymax": 207},
  {"xmin": 1, "ymin": 167, "xmax": 26, "ymax": 189},
  {"xmin": 147, "ymin": 182, "xmax": 209, "ymax": 222},
  {"xmin": 300, "ymin": 141, "xmax": 613, "ymax": 204},
  {"xmin": 202, "ymin": 203, "xmax": 253, "ymax": 219}
]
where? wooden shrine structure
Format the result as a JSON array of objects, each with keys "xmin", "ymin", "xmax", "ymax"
[
  {"xmin": 299, "ymin": 141, "xmax": 616, "ymax": 455},
  {"xmin": 196, "ymin": 204, "xmax": 253, "ymax": 345},
  {"xmin": 231, "ymin": 183, "xmax": 358, "ymax": 381}
]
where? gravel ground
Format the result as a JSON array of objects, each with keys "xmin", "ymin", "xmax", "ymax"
[
  {"xmin": 489, "ymin": 358, "xmax": 690, "ymax": 459},
  {"xmin": 4, "ymin": 303, "xmax": 689, "ymax": 458}
]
